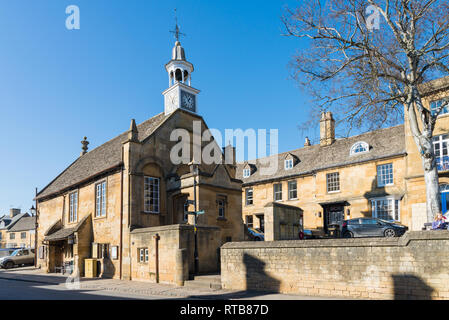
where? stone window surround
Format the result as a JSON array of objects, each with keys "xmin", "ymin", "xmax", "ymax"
[
  {"xmin": 143, "ymin": 176, "xmax": 160, "ymax": 214},
  {"xmin": 288, "ymin": 180, "xmax": 298, "ymax": 200},
  {"xmin": 95, "ymin": 180, "xmax": 107, "ymax": 218},
  {"xmin": 370, "ymin": 196, "xmax": 401, "ymax": 221},
  {"xmin": 326, "ymin": 172, "xmax": 340, "ymax": 193},
  {"xmin": 377, "ymin": 163, "xmax": 394, "ymax": 187},
  {"xmin": 273, "ymin": 183, "xmax": 282, "ymax": 201},
  {"xmin": 138, "ymin": 248, "xmax": 149, "ymax": 263},
  {"xmin": 245, "ymin": 188, "xmax": 253, "ymax": 206},
  {"xmin": 69, "ymin": 190, "xmax": 79, "ymax": 224},
  {"xmin": 217, "ymin": 195, "xmax": 227, "ymax": 219}
]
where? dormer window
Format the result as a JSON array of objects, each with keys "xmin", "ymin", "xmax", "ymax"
[
  {"xmin": 350, "ymin": 141, "xmax": 369, "ymax": 156},
  {"xmin": 285, "ymin": 159, "xmax": 294, "ymax": 170},
  {"xmin": 243, "ymin": 168, "xmax": 251, "ymax": 178},
  {"xmin": 431, "ymin": 98, "xmax": 449, "ymax": 116}
]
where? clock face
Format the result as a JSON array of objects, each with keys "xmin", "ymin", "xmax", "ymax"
[{"xmin": 181, "ymin": 90, "xmax": 196, "ymax": 112}]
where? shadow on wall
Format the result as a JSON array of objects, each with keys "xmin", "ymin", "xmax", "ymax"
[
  {"xmin": 392, "ymin": 274, "xmax": 434, "ymax": 300},
  {"xmin": 362, "ymin": 175, "xmax": 387, "ymax": 218},
  {"xmin": 243, "ymin": 253, "xmax": 280, "ymax": 293}
]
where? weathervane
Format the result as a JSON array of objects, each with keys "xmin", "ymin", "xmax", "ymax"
[{"xmin": 170, "ymin": 8, "xmax": 186, "ymax": 41}]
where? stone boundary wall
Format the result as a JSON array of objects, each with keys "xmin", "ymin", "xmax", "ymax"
[{"xmin": 221, "ymin": 231, "xmax": 449, "ymax": 299}]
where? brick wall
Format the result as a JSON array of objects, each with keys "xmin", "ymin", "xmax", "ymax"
[{"xmin": 221, "ymin": 231, "xmax": 449, "ymax": 299}]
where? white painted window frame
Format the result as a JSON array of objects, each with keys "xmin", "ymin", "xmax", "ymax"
[
  {"xmin": 284, "ymin": 159, "xmax": 294, "ymax": 170},
  {"xmin": 377, "ymin": 163, "xmax": 394, "ymax": 187},
  {"xmin": 370, "ymin": 196, "xmax": 401, "ymax": 221}
]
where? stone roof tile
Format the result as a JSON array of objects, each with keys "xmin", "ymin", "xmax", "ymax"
[
  {"xmin": 37, "ymin": 112, "xmax": 169, "ymax": 200},
  {"xmin": 237, "ymin": 125, "xmax": 405, "ymax": 185}
]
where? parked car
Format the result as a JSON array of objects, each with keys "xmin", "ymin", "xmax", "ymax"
[
  {"xmin": 302, "ymin": 229, "xmax": 314, "ymax": 239},
  {"xmin": 0, "ymin": 248, "xmax": 20, "ymax": 259},
  {"xmin": 341, "ymin": 218, "xmax": 407, "ymax": 238},
  {"xmin": 0, "ymin": 248, "xmax": 35, "ymax": 269},
  {"xmin": 247, "ymin": 227, "xmax": 264, "ymax": 241}
]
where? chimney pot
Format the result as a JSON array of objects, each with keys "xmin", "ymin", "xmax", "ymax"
[{"xmin": 304, "ymin": 137, "xmax": 311, "ymax": 147}]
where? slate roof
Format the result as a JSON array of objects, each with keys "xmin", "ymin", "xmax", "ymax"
[
  {"xmin": 0, "ymin": 213, "xmax": 30, "ymax": 231},
  {"xmin": 44, "ymin": 214, "xmax": 90, "ymax": 241},
  {"xmin": 8, "ymin": 217, "xmax": 36, "ymax": 232},
  {"xmin": 37, "ymin": 112, "xmax": 169, "ymax": 200},
  {"xmin": 236, "ymin": 125, "xmax": 406, "ymax": 185}
]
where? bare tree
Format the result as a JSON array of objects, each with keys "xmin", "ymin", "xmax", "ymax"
[{"xmin": 283, "ymin": 0, "xmax": 449, "ymax": 223}]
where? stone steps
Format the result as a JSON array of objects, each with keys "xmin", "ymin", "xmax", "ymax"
[{"xmin": 183, "ymin": 274, "xmax": 222, "ymax": 290}]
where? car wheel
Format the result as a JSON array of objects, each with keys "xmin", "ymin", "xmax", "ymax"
[
  {"xmin": 384, "ymin": 229, "xmax": 396, "ymax": 238},
  {"xmin": 344, "ymin": 231, "xmax": 353, "ymax": 238},
  {"xmin": 5, "ymin": 261, "xmax": 14, "ymax": 269}
]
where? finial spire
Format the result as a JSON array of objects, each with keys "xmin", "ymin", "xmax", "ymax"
[
  {"xmin": 81, "ymin": 137, "xmax": 89, "ymax": 156},
  {"xmin": 128, "ymin": 119, "xmax": 139, "ymax": 142},
  {"xmin": 170, "ymin": 8, "xmax": 186, "ymax": 42}
]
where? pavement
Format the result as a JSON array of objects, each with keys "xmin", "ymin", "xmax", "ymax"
[{"xmin": 0, "ymin": 267, "xmax": 342, "ymax": 300}]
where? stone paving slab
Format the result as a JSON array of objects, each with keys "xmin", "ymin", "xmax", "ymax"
[{"xmin": 0, "ymin": 267, "xmax": 344, "ymax": 300}]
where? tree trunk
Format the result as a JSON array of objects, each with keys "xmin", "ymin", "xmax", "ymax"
[{"xmin": 422, "ymin": 152, "xmax": 441, "ymax": 223}]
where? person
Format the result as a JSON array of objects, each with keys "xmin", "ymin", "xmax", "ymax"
[{"xmin": 432, "ymin": 213, "xmax": 447, "ymax": 230}]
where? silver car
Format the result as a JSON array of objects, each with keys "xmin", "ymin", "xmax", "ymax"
[{"xmin": 0, "ymin": 249, "xmax": 35, "ymax": 269}]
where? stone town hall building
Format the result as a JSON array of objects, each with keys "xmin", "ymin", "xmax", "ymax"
[
  {"xmin": 238, "ymin": 77, "xmax": 449, "ymax": 236},
  {"xmin": 35, "ymin": 39, "xmax": 244, "ymax": 283}
]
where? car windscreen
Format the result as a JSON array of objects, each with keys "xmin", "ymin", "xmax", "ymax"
[
  {"xmin": 378, "ymin": 219, "xmax": 395, "ymax": 224},
  {"xmin": 10, "ymin": 250, "xmax": 20, "ymax": 256}
]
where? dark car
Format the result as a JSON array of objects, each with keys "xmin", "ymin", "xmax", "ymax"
[{"xmin": 341, "ymin": 218, "xmax": 408, "ymax": 238}]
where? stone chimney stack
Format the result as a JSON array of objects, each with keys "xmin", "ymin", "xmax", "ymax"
[
  {"xmin": 320, "ymin": 111, "xmax": 335, "ymax": 146},
  {"xmin": 81, "ymin": 137, "xmax": 89, "ymax": 156},
  {"xmin": 9, "ymin": 208, "xmax": 20, "ymax": 218},
  {"xmin": 304, "ymin": 137, "xmax": 311, "ymax": 147},
  {"xmin": 223, "ymin": 144, "xmax": 236, "ymax": 166}
]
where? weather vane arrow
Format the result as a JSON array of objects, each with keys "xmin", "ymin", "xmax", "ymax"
[{"xmin": 170, "ymin": 8, "xmax": 186, "ymax": 41}]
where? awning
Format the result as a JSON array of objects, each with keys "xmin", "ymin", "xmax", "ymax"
[
  {"xmin": 44, "ymin": 214, "xmax": 90, "ymax": 242},
  {"xmin": 44, "ymin": 227, "xmax": 76, "ymax": 242},
  {"xmin": 319, "ymin": 200, "xmax": 350, "ymax": 207}
]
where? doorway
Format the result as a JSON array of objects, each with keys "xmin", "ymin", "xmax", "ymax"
[
  {"xmin": 324, "ymin": 204, "xmax": 345, "ymax": 234},
  {"xmin": 440, "ymin": 184, "xmax": 449, "ymax": 214}
]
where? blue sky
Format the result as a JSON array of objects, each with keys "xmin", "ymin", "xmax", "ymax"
[{"xmin": 0, "ymin": 0, "xmax": 317, "ymax": 214}]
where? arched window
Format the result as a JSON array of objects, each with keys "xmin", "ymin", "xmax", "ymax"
[
  {"xmin": 175, "ymin": 69, "xmax": 183, "ymax": 82},
  {"xmin": 350, "ymin": 141, "xmax": 369, "ymax": 156}
]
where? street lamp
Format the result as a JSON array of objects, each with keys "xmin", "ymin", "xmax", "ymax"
[
  {"xmin": 30, "ymin": 205, "xmax": 36, "ymax": 217},
  {"xmin": 31, "ymin": 197, "xmax": 38, "ymax": 268}
]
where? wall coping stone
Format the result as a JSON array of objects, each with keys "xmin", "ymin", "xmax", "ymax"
[
  {"xmin": 221, "ymin": 231, "xmax": 449, "ymax": 249},
  {"xmin": 131, "ymin": 224, "xmax": 220, "ymax": 234},
  {"xmin": 264, "ymin": 202, "xmax": 303, "ymax": 210}
]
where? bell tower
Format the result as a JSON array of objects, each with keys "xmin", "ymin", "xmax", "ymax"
[{"xmin": 163, "ymin": 15, "xmax": 200, "ymax": 115}]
